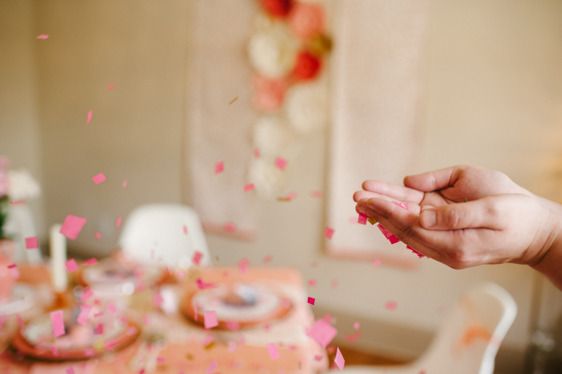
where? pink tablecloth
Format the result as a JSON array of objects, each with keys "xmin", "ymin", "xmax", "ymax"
[{"xmin": 0, "ymin": 267, "xmax": 328, "ymax": 373}]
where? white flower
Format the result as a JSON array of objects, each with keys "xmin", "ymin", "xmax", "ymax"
[
  {"xmin": 285, "ymin": 82, "xmax": 328, "ymax": 134},
  {"xmin": 8, "ymin": 170, "xmax": 40, "ymax": 201},
  {"xmin": 253, "ymin": 116, "xmax": 294, "ymax": 157},
  {"xmin": 248, "ymin": 159, "xmax": 286, "ymax": 199},
  {"xmin": 248, "ymin": 22, "xmax": 298, "ymax": 78}
]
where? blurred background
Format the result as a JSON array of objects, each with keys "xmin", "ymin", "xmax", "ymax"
[{"xmin": 1, "ymin": 0, "xmax": 561, "ymax": 373}]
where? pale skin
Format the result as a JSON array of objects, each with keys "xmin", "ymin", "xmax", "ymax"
[{"xmin": 353, "ymin": 165, "xmax": 562, "ymax": 290}]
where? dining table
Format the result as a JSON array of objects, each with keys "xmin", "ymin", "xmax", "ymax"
[{"xmin": 0, "ymin": 261, "xmax": 329, "ymax": 373}]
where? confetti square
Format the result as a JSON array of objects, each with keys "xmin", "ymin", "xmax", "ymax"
[
  {"xmin": 324, "ymin": 227, "xmax": 334, "ymax": 240},
  {"xmin": 243, "ymin": 183, "xmax": 255, "ymax": 192},
  {"xmin": 37, "ymin": 34, "xmax": 49, "ymax": 40},
  {"xmin": 91, "ymin": 172, "xmax": 106, "ymax": 185},
  {"xmin": 334, "ymin": 347, "xmax": 345, "ymax": 370},
  {"xmin": 86, "ymin": 110, "xmax": 94, "ymax": 124},
  {"xmin": 60, "ymin": 215, "xmax": 87, "ymax": 240},
  {"xmin": 214, "ymin": 161, "xmax": 224, "ymax": 174},
  {"xmin": 357, "ymin": 213, "xmax": 367, "ymax": 225},
  {"xmin": 192, "ymin": 251, "xmax": 203, "ymax": 266},
  {"xmin": 204, "ymin": 311, "xmax": 218, "ymax": 329},
  {"xmin": 307, "ymin": 297, "xmax": 316, "ymax": 305},
  {"xmin": 307, "ymin": 319, "xmax": 337, "ymax": 348},
  {"xmin": 385, "ymin": 301, "xmax": 398, "ymax": 311},
  {"xmin": 377, "ymin": 224, "xmax": 399, "ymax": 244},
  {"xmin": 50, "ymin": 310, "xmax": 65, "ymax": 338},
  {"xmin": 25, "ymin": 236, "xmax": 38, "ymax": 249},
  {"xmin": 274, "ymin": 156, "xmax": 287, "ymax": 170},
  {"xmin": 65, "ymin": 259, "xmax": 78, "ymax": 272}
]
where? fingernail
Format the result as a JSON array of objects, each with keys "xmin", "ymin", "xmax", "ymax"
[{"xmin": 421, "ymin": 206, "xmax": 436, "ymax": 227}]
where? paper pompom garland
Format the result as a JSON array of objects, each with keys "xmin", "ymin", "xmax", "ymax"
[{"xmin": 248, "ymin": 0, "xmax": 332, "ymax": 198}]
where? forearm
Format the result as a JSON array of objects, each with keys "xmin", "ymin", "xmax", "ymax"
[{"xmin": 532, "ymin": 199, "xmax": 562, "ymax": 290}]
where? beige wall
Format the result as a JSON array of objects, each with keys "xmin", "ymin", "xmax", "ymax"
[
  {"xmin": 1, "ymin": 0, "xmax": 562, "ymax": 365},
  {"xmin": 0, "ymin": 0, "xmax": 45, "ymax": 238}
]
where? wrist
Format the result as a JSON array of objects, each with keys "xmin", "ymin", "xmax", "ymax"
[{"xmin": 531, "ymin": 199, "xmax": 562, "ymax": 289}]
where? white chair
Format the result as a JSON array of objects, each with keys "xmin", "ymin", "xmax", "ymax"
[
  {"xmin": 119, "ymin": 204, "xmax": 210, "ymax": 269},
  {"xmin": 329, "ymin": 283, "xmax": 517, "ymax": 374}
]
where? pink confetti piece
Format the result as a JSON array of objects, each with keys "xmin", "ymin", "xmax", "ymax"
[
  {"xmin": 324, "ymin": 227, "xmax": 334, "ymax": 240},
  {"xmin": 307, "ymin": 279, "xmax": 316, "ymax": 286},
  {"xmin": 196, "ymin": 277, "xmax": 214, "ymax": 290},
  {"xmin": 377, "ymin": 224, "xmax": 399, "ymax": 244},
  {"xmin": 307, "ymin": 297, "xmax": 316, "ymax": 305},
  {"xmin": 94, "ymin": 231, "xmax": 102, "ymax": 240},
  {"xmin": 204, "ymin": 311, "xmax": 218, "ymax": 329},
  {"xmin": 25, "ymin": 236, "xmax": 38, "ymax": 249},
  {"xmin": 406, "ymin": 245, "xmax": 425, "ymax": 258},
  {"xmin": 84, "ymin": 258, "xmax": 97, "ymax": 266},
  {"xmin": 91, "ymin": 172, "xmax": 106, "ymax": 185},
  {"xmin": 310, "ymin": 190, "xmax": 323, "ymax": 198},
  {"xmin": 94, "ymin": 323, "xmax": 104, "ymax": 335},
  {"xmin": 334, "ymin": 347, "xmax": 345, "ymax": 369},
  {"xmin": 357, "ymin": 213, "xmax": 367, "ymax": 225},
  {"xmin": 65, "ymin": 259, "xmax": 78, "ymax": 272},
  {"xmin": 385, "ymin": 301, "xmax": 398, "ymax": 311},
  {"xmin": 274, "ymin": 156, "xmax": 287, "ymax": 170},
  {"xmin": 243, "ymin": 183, "xmax": 255, "ymax": 192},
  {"xmin": 267, "ymin": 343, "xmax": 280, "ymax": 360},
  {"xmin": 182, "ymin": 224, "xmax": 189, "ymax": 235},
  {"xmin": 372, "ymin": 258, "xmax": 382, "ymax": 267},
  {"xmin": 60, "ymin": 214, "xmax": 87, "ymax": 240},
  {"xmin": 192, "ymin": 250, "xmax": 203, "ymax": 265},
  {"xmin": 86, "ymin": 110, "xmax": 94, "ymax": 124},
  {"xmin": 214, "ymin": 161, "xmax": 224, "ymax": 174},
  {"xmin": 238, "ymin": 258, "xmax": 249, "ymax": 273},
  {"xmin": 224, "ymin": 222, "xmax": 237, "ymax": 233},
  {"xmin": 50, "ymin": 310, "xmax": 65, "ymax": 338},
  {"xmin": 307, "ymin": 319, "xmax": 337, "ymax": 348},
  {"xmin": 253, "ymin": 148, "xmax": 261, "ymax": 158},
  {"xmin": 7, "ymin": 263, "xmax": 19, "ymax": 278},
  {"xmin": 37, "ymin": 34, "xmax": 49, "ymax": 40},
  {"xmin": 353, "ymin": 322, "xmax": 360, "ymax": 330},
  {"xmin": 115, "ymin": 216, "xmax": 122, "ymax": 229}
]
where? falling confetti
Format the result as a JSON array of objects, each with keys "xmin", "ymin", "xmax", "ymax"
[
  {"xmin": 385, "ymin": 301, "xmax": 398, "ymax": 311},
  {"xmin": 357, "ymin": 213, "xmax": 367, "ymax": 225},
  {"xmin": 307, "ymin": 319, "xmax": 337, "ymax": 348},
  {"xmin": 377, "ymin": 224, "xmax": 399, "ymax": 244},
  {"xmin": 204, "ymin": 311, "xmax": 218, "ymax": 329},
  {"xmin": 274, "ymin": 156, "xmax": 287, "ymax": 170},
  {"xmin": 37, "ymin": 34, "xmax": 49, "ymax": 40},
  {"xmin": 334, "ymin": 347, "xmax": 345, "ymax": 370},
  {"xmin": 324, "ymin": 227, "xmax": 334, "ymax": 240},
  {"xmin": 307, "ymin": 297, "xmax": 316, "ymax": 305},
  {"xmin": 214, "ymin": 161, "xmax": 224, "ymax": 174},
  {"xmin": 91, "ymin": 172, "xmax": 106, "ymax": 185},
  {"xmin": 243, "ymin": 183, "xmax": 256, "ymax": 192},
  {"xmin": 25, "ymin": 236, "xmax": 38, "ymax": 249},
  {"xmin": 86, "ymin": 110, "xmax": 94, "ymax": 124},
  {"xmin": 60, "ymin": 215, "xmax": 87, "ymax": 240},
  {"xmin": 65, "ymin": 259, "xmax": 78, "ymax": 272}
]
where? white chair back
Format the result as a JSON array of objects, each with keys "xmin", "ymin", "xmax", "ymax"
[
  {"xmin": 119, "ymin": 204, "xmax": 210, "ymax": 268},
  {"xmin": 329, "ymin": 283, "xmax": 517, "ymax": 374}
]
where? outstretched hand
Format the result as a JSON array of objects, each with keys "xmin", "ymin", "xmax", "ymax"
[{"xmin": 353, "ymin": 166, "xmax": 561, "ymax": 271}]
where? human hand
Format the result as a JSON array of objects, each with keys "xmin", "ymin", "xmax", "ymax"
[{"xmin": 353, "ymin": 166, "xmax": 562, "ymax": 270}]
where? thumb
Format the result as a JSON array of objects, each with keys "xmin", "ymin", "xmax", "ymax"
[{"xmin": 420, "ymin": 199, "xmax": 500, "ymax": 230}]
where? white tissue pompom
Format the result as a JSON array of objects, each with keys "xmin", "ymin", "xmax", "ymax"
[
  {"xmin": 248, "ymin": 159, "xmax": 285, "ymax": 199},
  {"xmin": 253, "ymin": 116, "xmax": 294, "ymax": 157},
  {"xmin": 8, "ymin": 170, "xmax": 40, "ymax": 201},
  {"xmin": 285, "ymin": 83, "xmax": 328, "ymax": 134},
  {"xmin": 248, "ymin": 23, "xmax": 298, "ymax": 78}
]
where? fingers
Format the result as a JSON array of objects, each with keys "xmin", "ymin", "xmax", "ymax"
[
  {"xmin": 361, "ymin": 180, "xmax": 424, "ymax": 203},
  {"xmin": 354, "ymin": 190, "xmax": 421, "ymax": 215},
  {"xmin": 404, "ymin": 166, "xmax": 464, "ymax": 192},
  {"xmin": 357, "ymin": 198, "xmax": 455, "ymax": 261},
  {"xmin": 420, "ymin": 198, "xmax": 502, "ymax": 230}
]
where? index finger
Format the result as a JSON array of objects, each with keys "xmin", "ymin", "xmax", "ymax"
[
  {"xmin": 403, "ymin": 166, "xmax": 464, "ymax": 192},
  {"xmin": 362, "ymin": 180, "xmax": 424, "ymax": 204}
]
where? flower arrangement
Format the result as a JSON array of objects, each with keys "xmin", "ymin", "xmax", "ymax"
[
  {"xmin": 247, "ymin": 0, "xmax": 332, "ymax": 197},
  {"xmin": 0, "ymin": 156, "xmax": 41, "ymax": 240}
]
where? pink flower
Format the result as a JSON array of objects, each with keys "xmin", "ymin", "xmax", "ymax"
[
  {"xmin": 288, "ymin": 3, "xmax": 325, "ymax": 39},
  {"xmin": 252, "ymin": 75, "xmax": 288, "ymax": 112}
]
